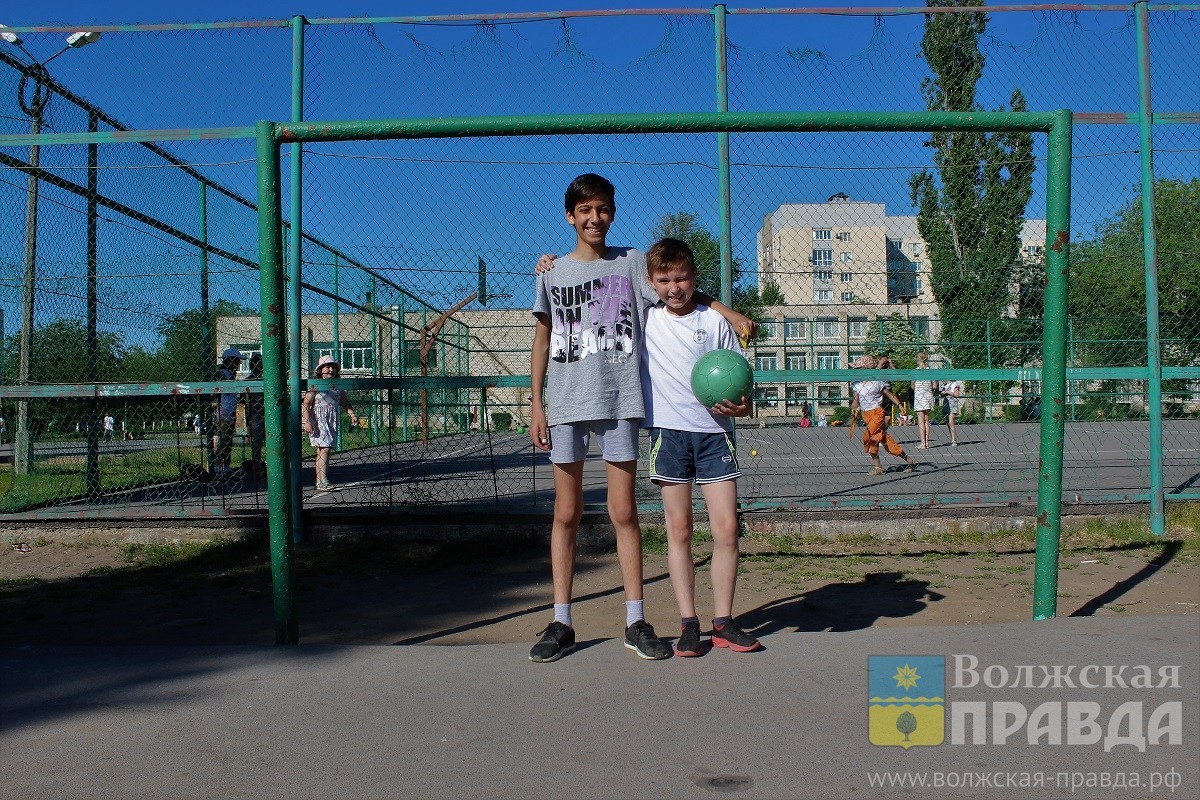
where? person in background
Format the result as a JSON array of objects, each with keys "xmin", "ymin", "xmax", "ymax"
[
  {"xmin": 850, "ymin": 355, "xmax": 917, "ymax": 476},
  {"xmin": 245, "ymin": 353, "xmax": 266, "ymax": 477},
  {"xmin": 302, "ymin": 354, "xmax": 357, "ymax": 492},
  {"xmin": 912, "ymin": 351, "xmax": 935, "ymax": 449},
  {"xmin": 940, "ymin": 376, "xmax": 963, "ymax": 447},
  {"xmin": 212, "ymin": 347, "xmax": 243, "ymax": 477}
]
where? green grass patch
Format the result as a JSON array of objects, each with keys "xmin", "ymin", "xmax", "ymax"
[
  {"xmin": 0, "ymin": 447, "xmax": 205, "ymax": 513},
  {"xmin": 0, "ymin": 575, "xmax": 44, "ymax": 588}
]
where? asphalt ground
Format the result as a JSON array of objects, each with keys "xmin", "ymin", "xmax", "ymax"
[
  {"xmin": 10, "ymin": 419, "xmax": 1199, "ymax": 516},
  {"xmin": 2, "ymin": 614, "xmax": 1196, "ymax": 800}
]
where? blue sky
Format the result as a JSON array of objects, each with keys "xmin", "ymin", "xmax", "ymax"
[{"xmin": 2, "ymin": 3, "xmax": 1195, "ymax": 341}]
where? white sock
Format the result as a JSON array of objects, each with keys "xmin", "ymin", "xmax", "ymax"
[
  {"xmin": 625, "ymin": 599, "xmax": 644, "ymax": 627},
  {"xmin": 553, "ymin": 603, "xmax": 572, "ymax": 628}
]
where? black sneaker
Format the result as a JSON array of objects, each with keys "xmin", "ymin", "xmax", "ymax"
[
  {"xmin": 674, "ymin": 621, "xmax": 704, "ymax": 657},
  {"xmin": 711, "ymin": 620, "xmax": 762, "ymax": 653},
  {"xmin": 529, "ymin": 621, "xmax": 575, "ymax": 663},
  {"xmin": 624, "ymin": 620, "xmax": 671, "ymax": 660}
]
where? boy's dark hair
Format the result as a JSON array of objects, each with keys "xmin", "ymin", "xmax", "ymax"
[
  {"xmin": 564, "ymin": 173, "xmax": 615, "ymax": 213},
  {"xmin": 646, "ymin": 237, "xmax": 697, "ymax": 276}
]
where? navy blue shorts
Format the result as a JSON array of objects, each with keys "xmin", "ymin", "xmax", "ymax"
[{"xmin": 648, "ymin": 428, "xmax": 740, "ymax": 485}]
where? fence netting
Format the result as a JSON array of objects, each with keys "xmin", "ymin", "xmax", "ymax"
[{"xmin": 1, "ymin": 7, "xmax": 1196, "ymax": 518}]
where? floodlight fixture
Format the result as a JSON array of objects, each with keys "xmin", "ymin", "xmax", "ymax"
[
  {"xmin": 0, "ymin": 23, "xmax": 22, "ymax": 46},
  {"xmin": 66, "ymin": 31, "xmax": 101, "ymax": 48}
]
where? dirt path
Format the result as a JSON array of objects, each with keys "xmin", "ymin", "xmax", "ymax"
[{"xmin": 2, "ymin": 522, "xmax": 1196, "ymax": 647}]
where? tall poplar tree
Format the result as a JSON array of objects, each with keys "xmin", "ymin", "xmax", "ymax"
[{"xmin": 908, "ymin": 0, "xmax": 1034, "ymax": 368}]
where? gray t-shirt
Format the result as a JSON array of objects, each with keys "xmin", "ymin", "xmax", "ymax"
[{"xmin": 531, "ymin": 247, "xmax": 658, "ymax": 426}]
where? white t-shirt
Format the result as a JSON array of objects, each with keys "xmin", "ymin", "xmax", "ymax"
[
  {"xmin": 852, "ymin": 380, "xmax": 890, "ymax": 412},
  {"xmin": 640, "ymin": 303, "xmax": 744, "ymax": 433},
  {"xmin": 103, "ymin": 415, "xmax": 115, "ymax": 431}
]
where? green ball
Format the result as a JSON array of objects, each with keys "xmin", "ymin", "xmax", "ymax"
[
  {"xmin": 690, "ymin": 348, "xmax": 754, "ymax": 408},
  {"xmin": 517, "ymin": 426, "xmax": 527, "ymax": 434}
]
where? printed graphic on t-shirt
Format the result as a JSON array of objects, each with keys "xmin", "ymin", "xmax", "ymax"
[{"xmin": 549, "ymin": 274, "xmax": 636, "ymax": 365}]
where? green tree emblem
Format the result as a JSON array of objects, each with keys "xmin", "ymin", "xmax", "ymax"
[{"xmin": 896, "ymin": 711, "xmax": 918, "ymax": 742}]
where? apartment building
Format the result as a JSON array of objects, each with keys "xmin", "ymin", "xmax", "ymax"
[{"xmin": 751, "ymin": 194, "xmax": 1046, "ymax": 417}]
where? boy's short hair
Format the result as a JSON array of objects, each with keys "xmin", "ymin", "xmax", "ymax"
[
  {"xmin": 646, "ymin": 237, "xmax": 697, "ymax": 276},
  {"xmin": 564, "ymin": 173, "xmax": 615, "ymax": 213}
]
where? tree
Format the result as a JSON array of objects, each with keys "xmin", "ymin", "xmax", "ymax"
[
  {"xmin": 2, "ymin": 319, "xmax": 125, "ymax": 385},
  {"xmin": 652, "ymin": 212, "xmax": 780, "ymax": 338},
  {"xmin": 864, "ymin": 314, "xmax": 919, "ymax": 368},
  {"xmin": 1069, "ymin": 178, "xmax": 1200, "ymax": 367},
  {"xmin": 154, "ymin": 299, "xmax": 255, "ymax": 381},
  {"xmin": 896, "ymin": 711, "xmax": 918, "ymax": 742},
  {"xmin": 908, "ymin": 0, "xmax": 1034, "ymax": 369},
  {"xmin": 1, "ymin": 320, "xmax": 126, "ymax": 436}
]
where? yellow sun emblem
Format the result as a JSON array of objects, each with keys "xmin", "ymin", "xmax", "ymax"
[{"xmin": 892, "ymin": 663, "xmax": 920, "ymax": 691}]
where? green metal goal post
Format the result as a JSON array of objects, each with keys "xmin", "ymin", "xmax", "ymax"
[{"xmin": 256, "ymin": 109, "xmax": 1072, "ymax": 644}]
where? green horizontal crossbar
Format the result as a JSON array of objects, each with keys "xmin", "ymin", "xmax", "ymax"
[
  {"xmin": 273, "ymin": 110, "xmax": 1061, "ymax": 144},
  {"xmin": 0, "ymin": 126, "xmax": 257, "ymax": 147}
]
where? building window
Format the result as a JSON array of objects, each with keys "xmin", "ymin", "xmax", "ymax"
[
  {"xmin": 785, "ymin": 386, "xmax": 809, "ymax": 406},
  {"xmin": 758, "ymin": 321, "xmax": 778, "ymax": 340},
  {"xmin": 785, "ymin": 352, "xmax": 806, "ymax": 371},
  {"xmin": 815, "ymin": 289, "xmax": 832, "ymax": 303},
  {"xmin": 835, "ymin": 231, "xmax": 851, "ymax": 242},
  {"xmin": 840, "ymin": 252, "xmax": 854, "ymax": 264},
  {"xmin": 813, "ymin": 228, "xmax": 832, "ymax": 241},
  {"xmin": 312, "ymin": 341, "xmax": 375, "ymax": 373},
  {"xmin": 812, "ymin": 250, "xmax": 833, "ymax": 268},
  {"xmin": 784, "ymin": 319, "xmax": 805, "ymax": 340},
  {"xmin": 848, "ymin": 318, "xmax": 869, "ymax": 339},
  {"xmin": 815, "ymin": 319, "xmax": 838, "ymax": 339},
  {"xmin": 813, "ymin": 269, "xmax": 833, "ymax": 281},
  {"xmin": 1024, "ymin": 245, "xmax": 1044, "ymax": 257},
  {"xmin": 841, "ymin": 291, "xmax": 855, "ymax": 302},
  {"xmin": 755, "ymin": 353, "xmax": 778, "ymax": 372},
  {"xmin": 910, "ymin": 242, "xmax": 923, "ymax": 256},
  {"xmin": 841, "ymin": 273, "xmax": 853, "ymax": 284},
  {"xmin": 910, "ymin": 317, "xmax": 931, "ymax": 342},
  {"xmin": 817, "ymin": 384, "xmax": 843, "ymax": 403},
  {"xmin": 816, "ymin": 352, "xmax": 840, "ymax": 370},
  {"xmin": 754, "ymin": 386, "xmax": 780, "ymax": 408}
]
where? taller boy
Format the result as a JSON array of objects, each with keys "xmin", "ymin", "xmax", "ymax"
[{"xmin": 529, "ymin": 173, "xmax": 752, "ymax": 663}]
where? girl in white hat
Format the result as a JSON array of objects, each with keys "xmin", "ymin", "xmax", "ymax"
[{"xmin": 301, "ymin": 354, "xmax": 358, "ymax": 491}]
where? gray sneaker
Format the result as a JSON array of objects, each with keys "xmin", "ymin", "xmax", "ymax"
[{"xmin": 624, "ymin": 620, "xmax": 671, "ymax": 660}]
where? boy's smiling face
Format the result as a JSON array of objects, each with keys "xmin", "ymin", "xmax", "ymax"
[
  {"xmin": 649, "ymin": 264, "xmax": 697, "ymax": 316},
  {"xmin": 566, "ymin": 195, "xmax": 614, "ymax": 249}
]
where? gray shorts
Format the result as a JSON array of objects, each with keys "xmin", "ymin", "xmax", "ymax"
[{"xmin": 549, "ymin": 418, "xmax": 641, "ymax": 464}]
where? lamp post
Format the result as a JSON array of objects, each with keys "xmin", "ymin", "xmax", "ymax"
[{"xmin": 2, "ymin": 27, "xmax": 101, "ymax": 476}]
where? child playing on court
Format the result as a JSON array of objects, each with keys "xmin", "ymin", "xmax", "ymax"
[
  {"xmin": 850, "ymin": 354, "xmax": 917, "ymax": 476},
  {"xmin": 528, "ymin": 173, "xmax": 754, "ymax": 663},
  {"xmin": 912, "ymin": 351, "xmax": 935, "ymax": 449},
  {"xmin": 640, "ymin": 238, "xmax": 759, "ymax": 656},
  {"xmin": 301, "ymin": 354, "xmax": 358, "ymax": 492}
]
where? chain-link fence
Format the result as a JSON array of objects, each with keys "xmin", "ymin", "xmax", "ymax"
[{"xmin": 1, "ymin": 6, "xmax": 1196, "ymax": 524}]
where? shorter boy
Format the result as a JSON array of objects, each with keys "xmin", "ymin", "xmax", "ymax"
[
  {"xmin": 640, "ymin": 238, "xmax": 760, "ymax": 656},
  {"xmin": 849, "ymin": 355, "xmax": 916, "ymax": 476}
]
